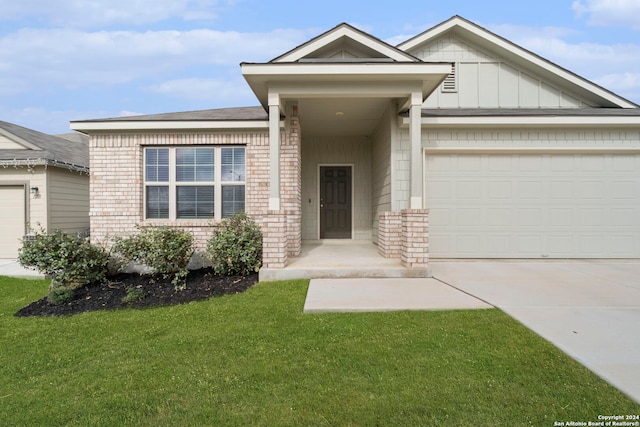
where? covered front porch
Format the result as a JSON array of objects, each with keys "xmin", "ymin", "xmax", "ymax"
[
  {"xmin": 241, "ymin": 23, "xmax": 451, "ymax": 281},
  {"xmin": 259, "ymin": 240, "xmax": 430, "ymax": 282}
]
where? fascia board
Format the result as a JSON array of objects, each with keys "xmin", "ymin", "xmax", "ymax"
[
  {"xmin": 276, "ymin": 26, "xmax": 415, "ymax": 62},
  {"xmin": 242, "ymin": 63, "xmax": 451, "ymax": 78},
  {"xmin": 401, "ymin": 116, "xmax": 640, "ymax": 128},
  {"xmin": 70, "ymin": 120, "xmax": 274, "ymax": 132},
  {"xmin": 397, "ymin": 19, "xmax": 457, "ymax": 51}
]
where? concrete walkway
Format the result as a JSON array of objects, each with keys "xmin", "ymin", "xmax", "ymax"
[
  {"xmin": 0, "ymin": 259, "xmax": 44, "ymax": 278},
  {"xmin": 304, "ymin": 260, "xmax": 640, "ymax": 404},
  {"xmin": 304, "ymin": 278, "xmax": 492, "ymax": 312}
]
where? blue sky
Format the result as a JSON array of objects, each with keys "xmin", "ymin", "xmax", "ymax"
[{"xmin": 1, "ymin": 0, "xmax": 640, "ymax": 134}]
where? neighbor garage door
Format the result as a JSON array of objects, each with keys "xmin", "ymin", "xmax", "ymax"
[
  {"xmin": 0, "ymin": 186, "xmax": 26, "ymax": 258},
  {"xmin": 425, "ymin": 153, "xmax": 640, "ymax": 258}
]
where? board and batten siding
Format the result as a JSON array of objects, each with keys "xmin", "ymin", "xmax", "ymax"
[
  {"xmin": 48, "ymin": 167, "xmax": 89, "ymax": 234},
  {"xmin": 301, "ymin": 135, "xmax": 372, "ymax": 240},
  {"xmin": 410, "ymin": 34, "xmax": 589, "ymax": 109}
]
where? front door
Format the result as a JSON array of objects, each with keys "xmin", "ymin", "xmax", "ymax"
[{"xmin": 320, "ymin": 166, "xmax": 352, "ymax": 239}]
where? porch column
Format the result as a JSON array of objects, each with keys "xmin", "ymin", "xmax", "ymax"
[
  {"xmin": 409, "ymin": 92, "xmax": 423, "ymax": 209},
  {"xmin": 268, "ymin": 92, "xmax": 281, "ymax": 210}
]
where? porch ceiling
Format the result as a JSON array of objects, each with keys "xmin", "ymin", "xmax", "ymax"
[{"xmin": 298, "ymin": 97, "xmax": 389, "ymax": 136}]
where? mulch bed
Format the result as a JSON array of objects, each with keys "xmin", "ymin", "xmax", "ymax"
[{"xmin": 14, "ymin": 268, "xmax": 258, "ymax": 317}]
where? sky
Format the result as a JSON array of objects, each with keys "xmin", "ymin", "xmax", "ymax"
[{"xmin": 1, "ymin": 0, "xmax": 640, "ymax": 134}]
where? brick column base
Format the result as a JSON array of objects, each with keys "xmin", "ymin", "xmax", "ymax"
[
  {"xmin": 378, "ymin": 211, "xmax": 402, "ymax": 258},
  {"xmin": 262, "ymin": 211, "xmax": 289, "ymax": 268},
  {"xmin": 401, "ymin": 209, "xmax": 429, "ymax": 269}
]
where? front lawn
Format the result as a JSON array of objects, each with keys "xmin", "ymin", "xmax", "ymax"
[{"xmin": 1, "ymin": 276, "xmax": 638, "ymax": 426}]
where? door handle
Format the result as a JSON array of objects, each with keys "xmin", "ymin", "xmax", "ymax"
[{"xmin": 320, "ymin": 198, "xmax": 324, "ymax": 208}]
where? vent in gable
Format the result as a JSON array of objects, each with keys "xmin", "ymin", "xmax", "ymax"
[{"xmin": 441, "ymin": 63, "xmax": 457, "ymax": 92}]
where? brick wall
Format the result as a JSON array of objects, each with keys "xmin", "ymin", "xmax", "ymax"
[
  {"xmin": 89, "ymin": 131, "xmax": 270, "ymax": 250},
  {"xmin": 401, "ymin": 209, "xmax": 429, "ymax": 268},
  {"xmin": 281, "ymin": 105, "xmax": 302, "ymax": 257},
  {"xmin": 378, "ymin": 211, "xmax": 402, "ymax": 258}
]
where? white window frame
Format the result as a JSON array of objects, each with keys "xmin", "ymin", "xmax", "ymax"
[{"xmin": 143, "ymin": 146, "xmax": 245, "ymax": 221}]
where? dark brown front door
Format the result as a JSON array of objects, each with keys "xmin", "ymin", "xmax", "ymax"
[{"xmin": 320, "ymin": 166, "xmax": 352, "ymax": 239}]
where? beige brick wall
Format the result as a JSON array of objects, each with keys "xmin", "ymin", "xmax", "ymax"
[{"xmin": 89, "ymin": 131, "xmax": 271, "ymax": 250}]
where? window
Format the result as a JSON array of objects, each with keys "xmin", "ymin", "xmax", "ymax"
[{"xmin": 144, "ymin": 146, "xmax": 245, "ymax": 220}]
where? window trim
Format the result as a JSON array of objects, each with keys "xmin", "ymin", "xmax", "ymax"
[{"xmin": 143, "ymin": 146, "xmax": 246, "ymax": 221}]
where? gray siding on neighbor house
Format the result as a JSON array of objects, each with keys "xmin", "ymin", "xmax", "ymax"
[{"xmin": 48, "ymin": 167, "xmax": 89, "ymax": 234}]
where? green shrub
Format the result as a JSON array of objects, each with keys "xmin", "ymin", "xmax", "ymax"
[
  {"xmin": 47, "ymin": 287, "xmax": 74, "ymax": 305},
  {"xmin": 207, "ymin": 212, "xmax": 262, "ymax": 276},
  {"xmin": 122, "ymin": 287, "xmax": 144, "ymax": 304},
  {"xmin": 18, "ymin": 229, "xmax": 110, "ymax": 290},
  {"xmin": 113, "ymin": 226, "xmax": 193, "ymax": 289}
]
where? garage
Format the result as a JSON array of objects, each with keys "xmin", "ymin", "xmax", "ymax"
[
  {"xmin": 424, "ymin": 152, "xmax": 640, "ymax": 258},
  {"xmin": 0, "ymin": 186, "xmax": 26, "ymax": 258}
]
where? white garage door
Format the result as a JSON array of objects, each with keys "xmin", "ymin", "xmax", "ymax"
[
  {"xmin": 425, "ymin": 153, "xmax": 640, "ymax": 258},
  {"xmin": 0, "ymin": 186, "xmax": 26, "ymax": 258}
]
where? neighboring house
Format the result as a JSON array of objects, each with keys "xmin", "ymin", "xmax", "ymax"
[
  {"xmin": 71, "ymin": 16, "xmax": 640, "ymax": 275},
  {"xmin": 0, "ymin": 121, "xmax": 90, "ymax": 258}
]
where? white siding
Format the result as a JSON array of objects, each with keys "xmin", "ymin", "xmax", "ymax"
[
  {"xmin": 371, "ymin": 104, "xmax": 393, "ymax": 244},
  {"xmin": 48, "ymin": 167, "xmax": 89, "ymax": 234},
  {"xmin": 301, "ymin": 136, "xmax": 372, "ymax": 240},
  {"xmin": 411, "ymin": 34, "xmax": 589, "ymax": 109}
]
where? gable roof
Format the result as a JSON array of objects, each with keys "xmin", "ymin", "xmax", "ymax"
[
  {"xmin": 397, "ymin": 15, "xmax": 638, "ymax": 109},
  {"xmin": 0, "ymin": 120, "xmax": 89, "ymax": 172},
  {"xmin": 272, "ymin": 22, "xmax": 420, "ymax": 63}
]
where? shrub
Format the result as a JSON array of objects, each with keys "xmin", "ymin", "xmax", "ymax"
[
  {"xmin": 122, "ymin": 287, "xmax": 144, "ymax": 304},
  {"xmin": 18, "ymin": 229, "xmax": 110, "ymax": 291},
  {"xmin": 47, "ymin": 287, "xmax": 74, "ymax": 305},
  {"xmin": 207, "ymin": 212, "xmax": 262, "ymax": 276},
  {"xmin": 113, "ymin": 226, "xmax": 193, "ymax": 289}
]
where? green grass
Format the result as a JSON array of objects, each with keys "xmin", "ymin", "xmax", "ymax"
[{"xmin": 1, "ymin": 276, "xmax": 638, "ymax": 426}]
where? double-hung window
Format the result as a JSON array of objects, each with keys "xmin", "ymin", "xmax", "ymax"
[{"xmin": 144, "ymin": 146, "xmax": 245, "ymax": 220}]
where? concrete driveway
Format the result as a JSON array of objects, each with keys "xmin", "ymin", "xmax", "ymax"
[{"xmin": 430, "ymin": 261, "xmax": 640, "ymax": 404}]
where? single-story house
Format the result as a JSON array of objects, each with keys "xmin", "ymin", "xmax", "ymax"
[
  {"xmin": 0, "ymin": 121, "xmax": 90, "ymax": 258},
  {"xmin": 71, "ymin": 16, "xmax": 640, "ymax": 276}
]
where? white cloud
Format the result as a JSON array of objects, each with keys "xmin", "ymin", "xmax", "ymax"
[
  {"xmin": 0, "ymin": 0, "xmax": 228, "ymax": 28},
  {"xmin": 0, "ymin": 27, "xmax": 309, "ymax": 94},
  {"xmin": 119, "ymin": 110, "xmax": 146, "ymax": 117},
  {"xmin": 147, "ymin": 77, "xmax": 254, "ymax": 103},
  {"xmin": 572, "ymin": 0, "xmax": 640, "ymax": 30}
]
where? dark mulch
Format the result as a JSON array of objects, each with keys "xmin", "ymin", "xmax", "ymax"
[{"xmin": 14, "ymin": 268, "xmax": 258, "ymax": 317}]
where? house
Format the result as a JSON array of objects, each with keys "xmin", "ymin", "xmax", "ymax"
[
  {"xmin": 0, "ymin": 121, "xmax": 90, "ymax": 258},
  {"xmin": 70, "ymin": 16, "xmax": 640, "ymax": 278}
]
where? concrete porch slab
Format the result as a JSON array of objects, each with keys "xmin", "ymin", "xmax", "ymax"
[
  {"xmin": 259, "ymin": 240, "xmax": 429, "ymax": 281},
  {"xmin": 303, "ymin": 278, "xmax": 493, "ymax": 313}
]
